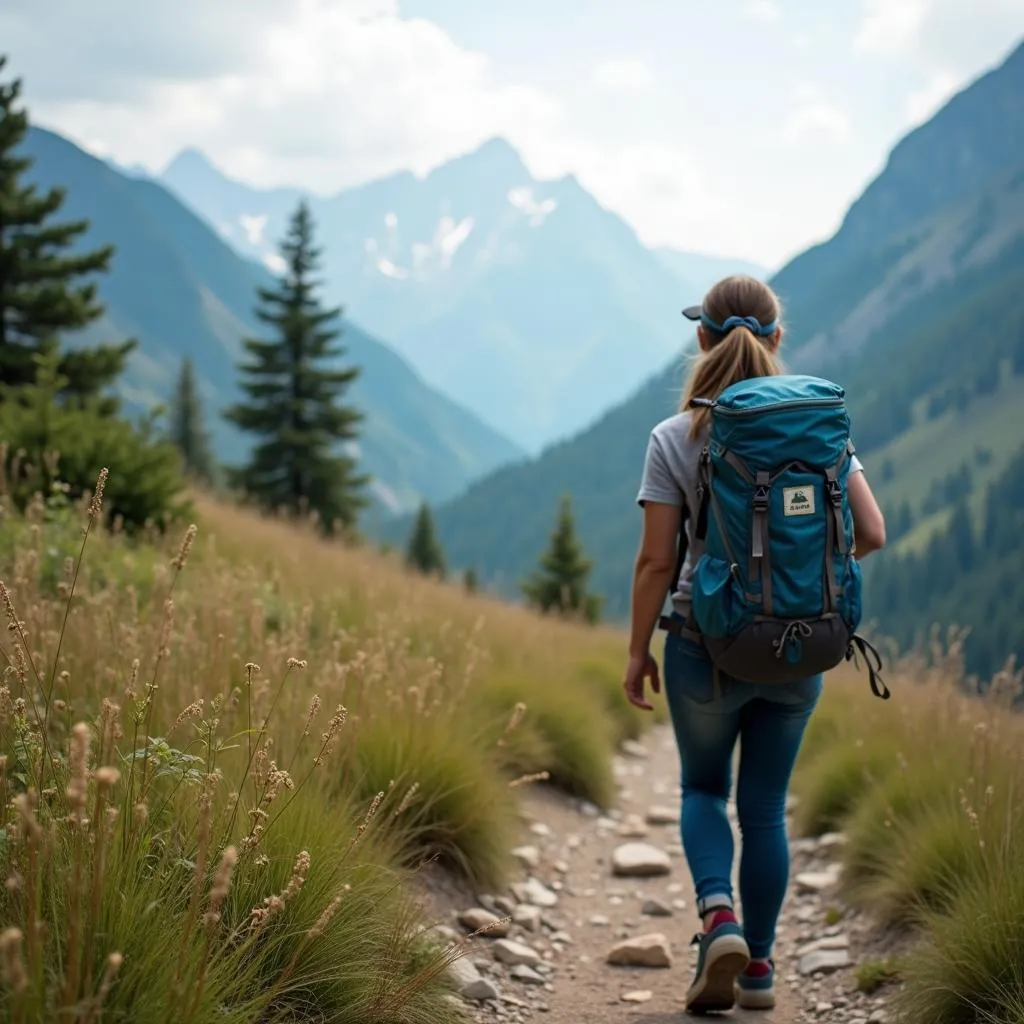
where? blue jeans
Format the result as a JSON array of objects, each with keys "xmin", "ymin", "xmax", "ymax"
[{"xmin": 662, "ymin": 631, "xmax": 822, "ymax": 960}]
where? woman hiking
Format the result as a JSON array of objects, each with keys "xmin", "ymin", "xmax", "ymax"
[{"xmin": 623, "ymin": 274, "xmax": 886, "ymax": 1014}]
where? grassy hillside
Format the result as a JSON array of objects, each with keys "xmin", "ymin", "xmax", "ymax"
[
  {"xmin": 22, "ymin": 126, "xmax": 524, "ymax": 514},
  {"xmin": 792, "ymin": 652, "xmax": 1024, "ymax": 1024},
  {"xmin": 0, "ymin": 473, "xmax": 654, "ymax": 1021}
]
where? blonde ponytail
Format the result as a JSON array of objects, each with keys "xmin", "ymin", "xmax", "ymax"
[{"xmin": 679, "ymin": 275, "xmax": 784, "ymax": 440}]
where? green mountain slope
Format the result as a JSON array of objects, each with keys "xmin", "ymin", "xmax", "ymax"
[
  {"xmin": 21, "ymin": 126, "xmax": 524, "ymax": 514},
  {"xmin": 383, "ymin": 39, "xmax": 1024, "ymax": 678}
]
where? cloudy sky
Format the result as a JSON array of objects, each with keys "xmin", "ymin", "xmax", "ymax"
[{"xmin": 2, "ymin": 0, "xmax": 1021, "ymax": 267}]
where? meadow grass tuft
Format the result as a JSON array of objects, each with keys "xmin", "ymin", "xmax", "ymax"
[
  {"xmin": 794, "ymin": 636, "xmax": 1024, "ymax": 1024},
  {"xmin": 0, "ymin": 480, "xmax": 638, "ymax": 1019}
]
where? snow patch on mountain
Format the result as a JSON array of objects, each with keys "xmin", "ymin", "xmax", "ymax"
[
  {"xmin": 239, "ymin": 213, "xmax": 269, "ymax": 246},
  {"xmin": 507, "ymin": 187, "xmax": 557, "ymax": 226},
  {"xmin": 262, "ymin": 252, "xmax": 287, "ymax": 275},
  {"xmin": 377, "ymin": 258, "xmax": 408, "ymax": 279}
]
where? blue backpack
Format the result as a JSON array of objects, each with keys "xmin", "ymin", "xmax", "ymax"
[{"xmin": 661, "ymin": 374, "xmax": 888, "ymax": 699}]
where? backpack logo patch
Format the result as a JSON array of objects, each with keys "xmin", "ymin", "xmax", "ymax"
[{"xmin": 783, "ymin": 485, "xmax": 816, "ymax": 517}]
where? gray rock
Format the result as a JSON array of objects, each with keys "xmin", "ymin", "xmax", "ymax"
[
  {"xmin": 511, "ymin": 845, "xmax": 541, "ymax": 871},
  {"xmin": 644, "ymin": 806, "xmax": 679, "ymax": 826},
  {"xmin": 511, "ymin": 877, "xmax": 559, "ymax": 908},
  {"xmin": 512, "ymin": 904, "xmax": 542, "ymax": 932},
  {"xmin": 641, "ymin": 898, "xmax": 673, "ymax": 917},
  {"xmin": 510, "ymin": 964, "xmax": 546, "ymax": 985},
  {"xmin": 447, "ymin": 955, "xmax": 500, "ymax": 1001},
  {"xmin": 797, "ymin": 934, "xmax": 850, "ymax": 956},
  {"xmin": 493, "ymin": 938, "xmax": 542, "ymax": 967},
  {"xmin": 458, "ymin": 907, "xmax": 510, "ymax": 937},
  {"xmin": 620, "ymin": 739, "xmax": 649, "ymax": 759},
  {"xmin": 611, "ymin": 842, "xmax": 672, "ymax": 877},
  {"xmin": 798, "ymin": 948, "xmax": 851, "ymax": 976},
  {"xmin": 794, "ymin": 864, "xmax": 841, "ymax": 893},
  {"xmin": 606, "ymin": 933, "xmax": 672, "ymax": 968}
]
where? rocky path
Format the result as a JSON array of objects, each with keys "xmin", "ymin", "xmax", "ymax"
[{"xmin": 430, "ymin": 724, "xmax": 901, "ymax": 1023}]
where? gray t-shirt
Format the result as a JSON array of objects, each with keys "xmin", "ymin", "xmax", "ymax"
[{"xmin": 636, "ymin": 411, "xmax": 864, "ymax": 617}]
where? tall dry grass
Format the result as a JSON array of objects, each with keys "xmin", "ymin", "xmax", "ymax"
[
  {"xmin": 0, "ymin": 478, "xmax": 647, "ymax": 1021},
  {"xmin": 793, "ymin": 628, "xmax": 1024, "ymax": 1024}
]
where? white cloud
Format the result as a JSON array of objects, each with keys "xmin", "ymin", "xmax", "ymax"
[
  {"xmin": 782, "ymin": 85, "xmax": 852, "ymax": 145},
  {"xmin": 742, "ymin": 0, "xmax": 783, "ymax": 23},
  {"xmin": 0, "ymin": 0, "xmax": 1017, "ymax": 268},
  {"xmin": 591, "ymin": 59, "xmax": 656, "ymax": 93},
  {"xmin": 1, "ymin": 0, "xmax": 558, "ymax": 192},
  {"xmin": 854, "ymin": 0, "xmax": 929, "ymax": 56}
]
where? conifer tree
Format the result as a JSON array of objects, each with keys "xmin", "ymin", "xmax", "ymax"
[
  {"xmin": 522, "ymin": 494, "xmax": 602, "ymax": 624},
  {"xmin": 169, "ymin": 356, "xmax": 217, "ymax": 484},
  {"xmin": 224, "ymin": 200, "xmax": 368, "ymax": 533},
  {"xmin": 0, "ymin": 56, "xmax": 134, "ymax": 406},
  {"xmin": 463, "ymin": 566, "xmax": 479, "ymax": 593},
  {"xmin": 405, "ymin": 501, "xmax": 446, "ymax": 578}
]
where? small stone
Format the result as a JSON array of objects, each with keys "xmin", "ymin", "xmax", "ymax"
[
  {"xmin": 817, "ymin": 832, "xmax": 847, "ymax": 849},
  {"xmin": 611, "ymin": 843, "xmax": 672, "ymax": 878},
  {"xmin": 645, "ymin": 805, "xmax": 679, "ymax": 826},
  {"xmin": 621, "ymin": 990, "xmax": 654, "ymax": 1003},
  {"xmin": 589, "ymin": 914, "xmax": 611, "ymax": 926},
  {"xmin": 606, "ymin": 933, "xmax": 672, "ymax": 968},
  {"xmin": 579, "ymin": 801, "xmax": 600, "ymax": 818},
  {"xmin": 797, "ymin": 934, "xmax": 850, "ymax": 956},
  {"xmin": 493, "ymin": 939, "xmax": 542, "ymax": 967},
  {"xmin": 869, "ymin": 1011, "xmax": 888, "ymax": 1023},
  {"xmin": 620, "ymin": 739, "xmax": 649, "ymax": 758},
  {"xmin": 798, "ymin": 948, "xmax": 851, "ymax": 975},
  {"xmin": 641, "ymin": 898, "xmax": 673, "ymax": 917},
  {"xmin": 795, "ymin": 864, "xmax": 842, "ymax": 893},
  {"xmin": 511, "ymin": 878, "xmax": 559, "ymax": 908},
  {"xmin": 816, "ymin": 1002, "xmax": 835, "ymax": 1014},
  {"xmin": 510, "ymin": 964, "xmax": 546, "ymax": 985},
  {"xmin": 671, "ymin": 898, "xmax": 688, "ymax": 911},
  {"xmin": 511, "ymin": 845, "xmax": 541, "ymax": 870},
  {"xmin": 494, "ymin": 895, "xmax": 517, "ymax": 915},
  {"xmin": 553, "ymin": 859, "xmax": 569, "ymax": 874},
  {"xmin": 530, "ymin": 822, "xmax": 553, "ymax": 838},
  {"xmin": 513, "ymin": 904, "xmax": 542, "ymax": 931},
  {"xmin": 447, "ymin": 956, "xmax": 500, "ymax": 1001},
  {"xmin": 458, "ymin": 907, "xmax": 510, "ymax": 937},
  {"xmin": 616, "ymin": 814, "xmax": 650, "ymax": 839}
]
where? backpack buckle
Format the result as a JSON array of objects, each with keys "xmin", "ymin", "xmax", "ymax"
[
  {"xmin": 826, "ymin": 480, "xmax": 842, "ymax": 508},
  {"xmin": 753, "ymin": 485, "xmax": 770, "ymax": 512}
]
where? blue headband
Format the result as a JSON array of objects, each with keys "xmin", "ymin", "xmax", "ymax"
[{"xmin": 701, "ymin": 313, "xmax": 778, "ymax": 337}]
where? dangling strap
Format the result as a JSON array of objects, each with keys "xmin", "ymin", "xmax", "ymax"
[{"xmin": 846, "ymin": 634, "xmax": 890, "ymax": 700}]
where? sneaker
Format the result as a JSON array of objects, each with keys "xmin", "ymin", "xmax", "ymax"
[
  {"xmin": 684, "ymin": 910, "xmax": 751, "ymax": 1015},
  {"xmin": 736, "ymin": 958, "xmax": 776, "ymax": 1010}
]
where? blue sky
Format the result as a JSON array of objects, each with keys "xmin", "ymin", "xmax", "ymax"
[{"xmin": 2, "ymin": 0, "xmax": 1021, "ymax": 267}]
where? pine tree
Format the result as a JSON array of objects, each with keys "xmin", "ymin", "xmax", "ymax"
[
  {"xmin": 405, "ymin": 501, "xmax": 446, "ymax": 578},
  {"xmin": 463, "ymin": 566, "xmax": 479, "ymax": 593},
  {"xmin": 522, "ymin": 494, "xmax": 602, "ymax": 624},
  {"xmin": 224, "ymin": 200, "xmax": 368, "ymax": 534},
  {"xmin": 169, "ymin": 356, "xmax": 217, "ymax": 484},
  {"xmin": 0, "ymin": 57, "xmax": 135, "ymax": 405}
]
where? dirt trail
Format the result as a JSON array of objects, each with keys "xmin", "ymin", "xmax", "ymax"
[{"xmin": 428, "ymin": 723, "xmax": 899, "ymax": 1024}]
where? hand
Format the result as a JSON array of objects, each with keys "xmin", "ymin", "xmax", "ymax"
[{"xmin": 623, "ymin": 651, "xmax": 661, "ymax": 711}]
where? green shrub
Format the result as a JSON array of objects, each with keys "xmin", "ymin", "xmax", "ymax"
[{"xmin": 0, "ymin": 357, "xmax": 189, "ymax": 531}]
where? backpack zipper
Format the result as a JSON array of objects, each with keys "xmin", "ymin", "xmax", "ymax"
[{"xmin": 713, "ymin": 397, "xmax": 844, "ymax": 417}]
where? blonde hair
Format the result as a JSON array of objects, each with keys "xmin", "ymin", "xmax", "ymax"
[{"xmin": 681, "ymin": 274, "xmax": 783, "ymax": 439}]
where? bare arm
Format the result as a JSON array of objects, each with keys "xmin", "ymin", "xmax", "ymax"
[
  {"xmin": 848, "ymin": 470, "xmax": 886, "ymax": 558},
  {"xmin": 629, "ymin": 501, "xmax": 682, "ymax": 657}
]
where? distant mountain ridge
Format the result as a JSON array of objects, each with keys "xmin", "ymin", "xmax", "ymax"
[
  {"xmin": 387, "ymin": 38, "xmax": 1024, "ymax": 669},
  {"xmin": 159, "ymin": 139, "xmax": 760, "ymax": 453},
  {"xmin": 21, "ymin": 126, "xmax": 525, "ymax": 515}
]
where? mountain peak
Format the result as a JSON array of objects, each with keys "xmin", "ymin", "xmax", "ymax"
[
  {"xmin": 162, "ymin": 146, "xmax": 222, "ymax": 180},
  {"xmin": 431, "ymin": 136, "xmax": 530, "ymax": 184}
]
